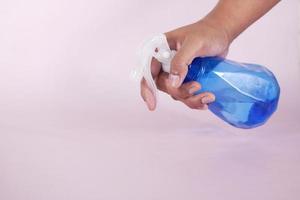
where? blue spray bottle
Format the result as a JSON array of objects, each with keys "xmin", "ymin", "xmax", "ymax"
[{"xmin": 131, "ymin": 34, "xmax": 280, "ymax": 129}]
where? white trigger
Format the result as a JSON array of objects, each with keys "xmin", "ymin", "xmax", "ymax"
[{"xmin": 130, "ymin": 34, "xmax": 177, "ymax": 101}]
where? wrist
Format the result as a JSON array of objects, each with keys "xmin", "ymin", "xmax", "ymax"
[
  {"xmin": 196, "ymin": 17, "xmax": 234, "ymax": 46},
  {"xmin": 200, "ymin": 0, "xmax": 281, "ymax": 44}
]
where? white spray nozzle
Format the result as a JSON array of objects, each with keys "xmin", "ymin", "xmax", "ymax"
[{"xmin": 130, "ymin": 34, "xmax": 176, "ymax": 100}]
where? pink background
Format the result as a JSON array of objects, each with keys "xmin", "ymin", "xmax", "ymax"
[{"xmin": 0, "ymin": 0, "xmax": 299, "ymax": 200}]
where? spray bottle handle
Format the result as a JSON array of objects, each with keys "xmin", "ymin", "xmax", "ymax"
[{"xmin": 130, "ymin": 34, "xmax": 176, "ymax": 100}]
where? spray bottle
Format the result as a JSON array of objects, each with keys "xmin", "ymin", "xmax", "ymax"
[{"xmin": 131, "ymin": 34, "xmax": 280, "ymax": 129}]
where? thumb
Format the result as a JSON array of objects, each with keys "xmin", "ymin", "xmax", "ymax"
[{"xmin": 168, "ymin": 36, "xmax": 202, "ymax": 88}]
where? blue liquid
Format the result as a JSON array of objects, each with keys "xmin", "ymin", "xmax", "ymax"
[{"xmin": 183, "ymin": 57, "xmax": 280, "ymax": 129}]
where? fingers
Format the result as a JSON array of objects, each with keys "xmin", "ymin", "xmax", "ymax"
[
  {"xmin": 140, "ymin": 58, "xmax": 161, "ymax": 111},
  {"xmin": 183, "ymin": 92, "xmax": 215, "ymax": 110},
  {"xmin": 145, "ymin": 65, "xmax": 216, "ymax": 111},
  {"xmin": 141, "ymin": 78, "xmax": 156, "ymax": 111},
  {"xmin": 156, "ymin": 72, "xmax": 201, "ymax": 100},
  {"xmin": 156, "ymin": 72, "xmax": 216, "ymax": 109},
  {"xmin": 149, "ymin": 58, "xmax": 162, "ymax": 78},
  {"xmin": 167, "ymin": 81, "xmax": 201, "ymax": 100},
  {"xmin": 178, "ymin": 81, "xmax": 202, "ymax": 99}
]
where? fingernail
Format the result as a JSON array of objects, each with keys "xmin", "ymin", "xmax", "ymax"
[
  {"xmin": 201, "ymin": 96, "xmax": 214, "ymax": 104},
  {"xmin": 169, "ymin": 74, "xmax": 180, "ymax": 88},
  {"xmin": 188, "ymin": 86, "xmax": 198, "ymax": 94}
]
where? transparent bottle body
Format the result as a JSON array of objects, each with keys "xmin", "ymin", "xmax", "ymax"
[{"xmin": 183, "ymin": 57, "xmax": 280, "ymax": 129}]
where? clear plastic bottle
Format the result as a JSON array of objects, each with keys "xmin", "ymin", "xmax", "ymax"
[
  {"xmin": 183, "ymin": 57, "xmax": 280, "ymax": 128},
  {"xmin": 132, "ymin": 34, "xmax": 280, "ymax": 129}
]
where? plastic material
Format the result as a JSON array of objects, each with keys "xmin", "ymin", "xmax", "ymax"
[
  {"xmin": 131, "ymin": 34, "xmax": 176, "ymax": 100},
  {"xmin": 132, "ymin": 34, "xmax": 280, "ymax": 129},
  {"xmin": 184, "ymin": 57, "xmax": 280, "ymax": 128}
]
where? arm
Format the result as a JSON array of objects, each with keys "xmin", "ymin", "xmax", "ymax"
[
  {"xmin": 204, "ymin": 0, "xmax": 280, "ymax": 42},
  {"xmin": 141, "ymin": 0, "xmax": 280, "ymax": 111}
]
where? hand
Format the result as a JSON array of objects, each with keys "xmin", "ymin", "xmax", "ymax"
[
  {"xmin": 141, "ymin": 20, "xmax": 230, "ymax": 111},
  {"xmin": 140, "ymin": 0, "xmax": 279, "ymax": 111}
]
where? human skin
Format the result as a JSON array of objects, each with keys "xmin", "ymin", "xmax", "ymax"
[{"xmin": 140, "ymin": 0, "xmax": 280, "ymax": 111}]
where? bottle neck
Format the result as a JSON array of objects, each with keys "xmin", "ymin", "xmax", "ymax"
[
  {"xmin": 184, "ymin": 57, "xmax": 206, "ymax": 82},
  {"xmin": 184, "ymin": 57, "xmax": 224, "ymax": 82}
]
